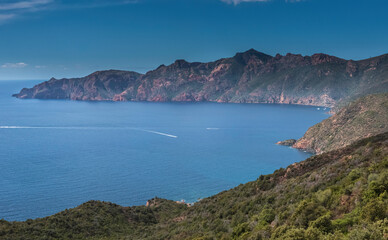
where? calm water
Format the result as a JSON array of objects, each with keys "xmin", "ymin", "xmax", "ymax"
[{"xmin": 0, "ymin": 80, "xmax": 329, "ymax": 221}]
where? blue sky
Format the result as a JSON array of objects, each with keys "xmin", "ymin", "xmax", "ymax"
[{"xmin": 0, "ymin": 0, "xmax": 387, "ymax": 80}]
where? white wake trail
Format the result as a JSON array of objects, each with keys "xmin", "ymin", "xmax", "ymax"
[
  {"xmin": 0, "ymin": 126, "xmax": 178, "ymax": 139},
  {"xmin": 0, "ymin": 126, "xmax": 46, "ymax": 129},
  {"xmin": 0, "ymin": 126, "xmax": 98, "ymax": 130},
  {"xmin": 140, "ymin": 130, "xmax": 178, "ymax": 138}
]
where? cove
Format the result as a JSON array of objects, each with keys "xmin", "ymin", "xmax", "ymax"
[{"xmin": 0, "ymin": 80, "xmax": 329, "ymax": 221}]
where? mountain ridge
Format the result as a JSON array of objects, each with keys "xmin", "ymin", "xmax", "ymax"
[{"xmin": 13, "ymin": 49, "xmax": 388, "ymax": 107}]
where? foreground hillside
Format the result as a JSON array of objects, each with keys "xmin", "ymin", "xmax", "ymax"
[
  {"xmin": 286, "ymin": 93, "xmax": 388, "ymax": 154},
  {"xmin": 1, "ymin": 132, "xmax": 387, "ymax": 239},
  {"xmin": 13, "ymin": 50, "xmax": 388, "ymax": 107}
]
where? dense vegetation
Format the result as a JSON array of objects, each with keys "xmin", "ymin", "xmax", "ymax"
[
  {"xmin": 293, "ymin": 93, "xmax": 388, "ymax": 154},
  {"xmin": 1, "ymin": 132, "xmax": 387, "ymax": 239}
]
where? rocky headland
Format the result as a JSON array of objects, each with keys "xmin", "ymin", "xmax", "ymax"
[
  {"xmin": 280, "ymin": 93, "xmax": 388, "ymax": 154},
  {"xmin": 13, "ymin": 49, "xmax": 388, "ymax": 108},
  {"xmin": 276, "ymin": 139, "xmax": 297, "ymax": 146}
]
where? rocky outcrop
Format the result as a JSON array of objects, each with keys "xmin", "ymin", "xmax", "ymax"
[
  {"xmin": 13, "ymin": 49, "xmax": 388, "ymax": 107},
  {"xmin": 276, "ymin": 139, "xmax": 297, "ymax": 146},
  {"xmin": 13, "ymin": 70, "xmax": 142, "ymax": 101},
  {"xmin": 292, "ymin": 93, "xmax": 388, "ymax": 154}
]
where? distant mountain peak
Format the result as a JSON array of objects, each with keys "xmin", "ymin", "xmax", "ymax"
[
  {"xmin": 310, "ymin": 53, "xmax": 345, "ymax": 64},
  {"xmin": 174, "ymin": 59, "xmax": 189, "ymax": 64},
  {"xmin": 237, "ymin": 48, "xmax": 271, "ymax": 57},
  {"xmin": 172, "ymin": 59, "xmax": 190, "ymax": 68},
  {"xmin": 233, "ymin": 49, "xmax": 273, "ymax": 64},
  {"xmin": 244, "ymin": 48, "xmax": 260, "ymax": 54}
]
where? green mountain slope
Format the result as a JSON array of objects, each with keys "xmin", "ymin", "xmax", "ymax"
[
  {"xmin": 293, "ymin": 93, "xmax": 388, "ymax": 154},
  {"xmin": 1, "ymin": 132, "xmax": 387, "ymax": 239}
]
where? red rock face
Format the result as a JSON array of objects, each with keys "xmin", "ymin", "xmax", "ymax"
[
  {"xmin": 293, "ymin": 138, "xmax": 316, "ymax": 153},
  {"xmin": 172, "ymin": 92, "xmax": 195, "ymax": 102},
  {"xmin": 13, "ymin": 50, "xmax": 388, "ymax": 108}
]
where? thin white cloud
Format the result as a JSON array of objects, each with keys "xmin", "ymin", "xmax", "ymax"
[
  {"xmin": 0, "ymin": 0, "xmax": 53, "ymax": 24},
  {"xmin": 1, "ymin": 62, "xmax": 28, "ymax": 68},
  {"xmin": 221, "ymin": 0, "xmax": 303, "ymax": 4},
  {"xmin": 0, "ymin": 0, "xmax": 138, "ymax": 24},
  {"xmin": 59, "ymin": 0, "xmax": 139, "ymax": 9},
  {"xmin": 34, "ymin": 65, "xmax": 46, "ymax": 69},
  {"xmin": 0, "ymin": 13, "xmax": 15, "ymax": 23},
  {"xmin": 221, "ymin": 0, "xmax": 269, "ymax": 4},
  {"xmin": 0, "ymin": 0, "xmax": 52, "ymax": 11}
]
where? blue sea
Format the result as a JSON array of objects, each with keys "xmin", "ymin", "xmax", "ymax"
[{"xmin": 0, "ymin": 80, "xmax": 329, "ymax": 221}]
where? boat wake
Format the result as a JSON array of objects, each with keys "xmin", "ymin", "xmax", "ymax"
[
  {"xmin": 0, "ymin": 126, "xmax": 178, "ymax": 138},
  {"xmin": 140, "ymin": 130, "xmax": 178, "ymax": 138}
]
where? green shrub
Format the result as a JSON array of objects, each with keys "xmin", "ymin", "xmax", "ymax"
[
  {"xmin": 232, "ymin": 222, "xmax": 250, "ymax": 239},
  {"xmin": 291, "ymin": 200, "xmax": 326, "ymax": 228},
  {"xmin": 260, "ymin": 208, "xmax": 275, "ymax": 224},
  {"xmin": 281, "ymin": 228, "xmax": 306, "ymax": 240},
  {"xmin": 309, "ymin": 213, "xmax": 332, "ymax": 233},
  {"xmin": 347, "ymin": 223, "xmax": 384, "ymax": 240},
  {"xmin": 361, "ymin": 200, "xmax": 387, "ymax": 222}
]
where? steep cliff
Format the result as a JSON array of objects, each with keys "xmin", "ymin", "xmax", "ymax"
[
  {"xmin": 293, "ymin": 93, "xmax": 388, "ymax": 154},
  {"xmin": 13, "ymin": 70, "xmax": 142, "ymax": 101},
  {"xmin": 14, "ymin": 49, "xmax": 388, "ymax": 107}
]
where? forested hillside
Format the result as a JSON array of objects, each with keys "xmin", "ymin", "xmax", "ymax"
[{"xmin": 1, "ymin": 132, "xmax": 387, "ymax": 239}]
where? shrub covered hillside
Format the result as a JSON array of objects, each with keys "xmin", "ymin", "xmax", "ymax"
[
  {"xmin": 1, "ymin": 132, "xmax": 388, "ymax": 240},
  {"xmin": 293, "ymin": 93, "xmax": 388, "ymax": 154}
]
